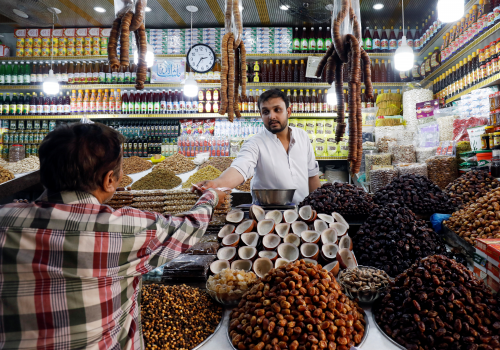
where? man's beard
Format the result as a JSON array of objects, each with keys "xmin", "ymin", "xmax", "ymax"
[{"xmin": 265, "ymin": 120, "xmax": 287, "ymax": 134}]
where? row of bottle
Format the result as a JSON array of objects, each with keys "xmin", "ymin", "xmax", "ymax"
[
  {"xmin": 1, "ymin": 143, "xmax": 39, "ymax": 160},
  {"xmin": 0, "ymin": 61, "xmax": 152, "ymax": 85},
  {"xmin": 104, "ymin": 119, "xmax": 180, "ymax": 139},
  {"xmin": 291, "ymin": 27, "xmax": 332, "ymax": 54},
  {"xmin": 440, "ymin": 0, "xmax": 500, "ymax": 62},
  {"xmin": 433, "ymin": 47, "xmax": 500, "ymax": 99}
]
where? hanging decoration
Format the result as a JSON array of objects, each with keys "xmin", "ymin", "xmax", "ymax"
[
  {"xmin": 108, "ymin": 0, "xmax": 148, "ymax": 90},
  {"xmin": 219, "ymin": 0, "xmax": 246, "ymax": 122},
  {"xmin": 315, "ymin": 0, "xmax": 374, "ymax": 174}
]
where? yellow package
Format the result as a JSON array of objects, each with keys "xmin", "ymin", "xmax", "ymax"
[
  {"xmin": 288, "ymin": 118, "xmax": 297, "ymax": 128},
  {"xmin": 66, "ymin": 47, "xmax": 75, "ymax": 56},
  {"xmin": 41, "ymin": 37, "xmax": 50, "ymax": 48},
  {"xmin": 16, "ymin": 38, "xmax": 24, "ymax": 48},
  {"xmin": 84, "ymin": 37, "xmax": 92, "ymax": 47},
  {"xmin": 33, "ymin": 48, "xmax": 41, "ymax": 57},
  {"xmin": 24, "ymin": 48, "xmax": 32, "ymax": 57},
  {"xmin": 305, "ymin": 119, "xmax": 316, "ymax": 135},
  {"xmin": 24, "ymin": 38, "xmax": 33, "ymax": 48},
  {"xmin": 326, "ymin": 136, "xmax": 337, "ymax": 157},
  {"xmin": 41, "ymin": 48, "xmax": 50, "ymax": 57},
  {"xmin": 58, "ymin": 37, "xmax": 67, "ymax": 47},
  {"xmin": 313, "ymin": 135, "xmax": 327, "ymax": 157},
  {"xmin": 51, "ymin": 47, "xmax": 58, "ymax": 57},
  {"xmin": 100, "ymin": 48, "xmax": 107, "ymax": 56},
  {"xmin": 16, "ymin": 48, "xmax": 24, "ymax": 57},
  {"xmin": 316, "ymin": 119, "xmax": 326, "ymax": 134},
  {"xmin": 51, "ymin": 37, "xmax": 58, "ymax": 48},
  {"xmin": 296, "ymin": 119, "xmax": 306, "ymax": 131},
  {"xmin": 75, "ymin": 47, "xmax": 83, "ymax": 56},
  {"xmin": 33, "ymin": 38, "xmax": 42, "ymax": 48},
  {"xmin": 75, "ymin": 37, "xmax": 84, "ymax": 46},
  {"xmin": 92, "ymin": 37, "xmax": 100, "ymax": 47},
  {"xmin": 92, "ymin": 47, "xmax": 100, "ymax": 56},
  {"xmin": 58, "ymin": 47, "xmax": 67, "ymax": 56},
  {"xmin": 67, "ymin": 37, "xmax": 76, "ymax": 46},
  {"xmin": 339, "ymin": 137, "xmax": 349, "ymax": 157},
  {"xmin": 83, "ymin": 47, "xmax": 92, "ymax": 56}
]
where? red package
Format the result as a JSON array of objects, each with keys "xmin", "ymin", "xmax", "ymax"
[
  {"xmin": 180, "ymin": 119, "xmax": 193, "ymax": 135},
  {"xmin": 453, "ymin": 116, "xmax": 488, "ymax": 142}
]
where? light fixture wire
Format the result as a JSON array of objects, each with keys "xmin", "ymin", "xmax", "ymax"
[{"xmin": 402, "ymin": 0, "xmax": 405, "ymax": 36}]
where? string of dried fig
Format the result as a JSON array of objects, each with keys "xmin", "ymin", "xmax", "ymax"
[
  {"xmin": 107, "ymin": 0, "xmax": 148, "ymax": 90},
  {"xmin": 315, "ymin": 0, "xmax": 373, "ymax": 174}
]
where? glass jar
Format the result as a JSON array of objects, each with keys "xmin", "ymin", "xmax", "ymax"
[
  {"xmin": 482, "ymin": 133, "xmax": 491, "ymax": 149},
  {"xmin": 491, "ymin": 156, "xmax": 500, "ymax": 177},
  {"xmin": 493, "ymin": 132, "xmax": 500, "ymax": 149},
  {"xmin": 9, "ymin": 144, "xmax": 25, "ymax": 162}
]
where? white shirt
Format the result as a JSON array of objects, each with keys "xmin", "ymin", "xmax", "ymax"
[{"xmin": 230, "ymin": 127, "xmax": 319, "ymax": 204}]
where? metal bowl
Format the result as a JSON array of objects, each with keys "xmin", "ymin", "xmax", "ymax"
[
  {"xmin": 252, "ymin": 189, "xmax": 296, "ymax": 205},
  {"xmin": 338, "ymin": 265, "xmax": 392, "ymax": 304}
]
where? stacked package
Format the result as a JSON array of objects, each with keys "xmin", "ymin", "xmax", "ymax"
[
  {"xmin": 147, "ymin": 29, "xmax": 167, "ymax": 55},
  {"xmin": 458, "ymin": 87, "xmax": 496, "ymax": 118},
  {"xmin": 162, "ymin": 254, "xmax": 216, "ymax": 282},
  {"xmin": 201, "ymin": 28, "xmax": 222, "ymax": 54},
  {"xmin": 241, "ymin": 28, "xmax": 257, "ymax": 53}
]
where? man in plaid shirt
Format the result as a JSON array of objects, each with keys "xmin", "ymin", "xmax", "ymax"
[{"xmin": 0, "ymin": 122, "xmax": 226, "ymax": 349}]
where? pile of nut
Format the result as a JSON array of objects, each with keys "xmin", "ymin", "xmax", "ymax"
[
  {"xmin": 444, "ymin": 189, "xmax": 500, "ymax": 246},
  {"xmin": 375, "ymin": 255, "xmax": 500, "ymax": 350},
  {"xmin": 200, "ymin": 157, "xmax": 233, "ymax": 173},
  {"xmin": 206, "ymin": 268, "xmax": 258, "ymax": 304},
  {"xmin": 300, "ymin": 183, "xmax": 376, "ymax": 216},
  {"xmin": 338, "ymin": 267, "xmax": 391, "ymax": 297},
  {"xmin": 4, "ymin": 156, "xmax": 40, "ymax": 174},
  {"xmin": 119, "ymin": 175, "xmax": 133, "ymax": 188},
  {"xmin": 229, "ymin": 260, "xmax": 367, "ymax": 350},
  {"xmin": 236, "ymin": 177, "xmax": 252, "ymax": 192},
  {"xmin": 425, "ymin": 156, "xmax": 458, "ymax": 189},
  {"xmin": 182, "ymin": 166, "xmax": 222, "ymax": 189},
  {"xmin": 373, "ymin": 174, "xmax": 455, "ymax": 214},
  {"xmin": 141, "ymin": 284, "xmax": 223, "ymax": 350},
  {"xmin": 154, "ymin": 153, "xmax": 196, "ymax": 174},
  {"xmin": 122, "ymin": 156, "xmax": 153, "ymax": 175},
  {"xmin": 444, "ymin": 170, "xmax": 500, "ymax": 208},
  {"xmin": 131, "ymin": 168, "xmax": 181, "ymax": 190},
  {"xmin": 0, "ymin": 165, "xmax": 15, "ymax": 184},
  {"xmin": 353, "ymin": 203, "xmax": 448, "ymax": 277}
]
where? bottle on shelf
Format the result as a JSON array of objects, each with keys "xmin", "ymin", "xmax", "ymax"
[
  {"xmin": 363, "ymin": 27, "xmax": 372, "ymax": 52},
  {"xmin": 381, "ymin": 27, "xmax": 389, "ymax": 52},
  {"xmin": 372, "ymin": 27, "xmax": 381, "ymax": 53}
]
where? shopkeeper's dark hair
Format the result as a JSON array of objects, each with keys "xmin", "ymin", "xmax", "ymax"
[
  {"xmin": 258, "ymin": 89, "xmax": 290, "ymax": 111},
  {"xmin": 39, "ymin": 122, "xmax": 124, "ymax": 193}
]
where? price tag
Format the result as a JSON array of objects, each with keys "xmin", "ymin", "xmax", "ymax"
[{"xmin": 305, "ymin": 57, "xmax": 322, "ymax": 79}]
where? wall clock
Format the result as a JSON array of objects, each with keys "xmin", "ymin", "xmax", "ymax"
[{"xmin": 187, "ymin": 44, "xmax": 216, "ymax": 73}]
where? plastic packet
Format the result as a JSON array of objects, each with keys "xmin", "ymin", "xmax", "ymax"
[
  {"xmin": 162, "ymin": 254, "xmax": 216, "ymax": 281},
  {"xmin": 436, "ymin": 114, "xmax": 458, "ymax": 141},
  {"xmin": 362, "ymin": 126, "xmax": 375, "ymax": 143},
  {"xmin": 185, "ymin": 242, "xmax": 220, "ymax": 255},
  {"xmin": 453, "ymin": 116, "xmax": 488, "ymax": 142},
  {"xmin": 370, "ymin": 167, "xmax": 398, "ymax": 193},
  {"xmin": 395, "ymin": 163, "xmax": 428, "ymax": 178},
  {"xmin": 389, "ymin": 144, "xmax": 416, "ymax": 164},
  {"xmin": 331, "ymin": 0, "xmax": 361, "ymax": 51},
  {"xmin": 365, "ymin": 153, "xmax": 392, "ymax": 181},
  {"xmin": 426, "ymin": 156, "xmax": 458, "ymax": 189},
  {"xmin": 376, "ymin": 137, "xmax": 397, "ymax": 153},
  {"xmin": 225, "ymin": 0, "xmax": 243, "ymax": 45},
  {"xmin": 417, "ymin": 122, "xmax": 440, "ymax": 148},
  {"xmin": 416, "ymin": 147, "xmax": 438, "ymax": 163}
]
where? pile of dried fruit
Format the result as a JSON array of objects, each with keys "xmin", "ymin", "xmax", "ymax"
[
  {"xmin": 131, "ymin": 168, "xmax": 181, "ymax": 190},
  {"xmin": 141, "ymin": 284, "xmax": 223, "ymax": 349},
  {"xmin": 338, "ymin": 266, "xmax": 391, "ymax": 299},
  {"xmin": 236, "ymin": 177, "xmax": 252, "ymax": 192},
  {"xmin": 373, "ymin": 174, "xmax": 455, "ymax": 214},
  {"xmin": 122, "ymin": 156, "xmax": 153, "ymax": 175},
  {"xmin": 200, "ymin": 157, "xmax": 233, "ymax": 173},
  {"xmin": 444, "ymin": 170, "xmax": 500, "ymax": 208},
  {"xmin": 119, "ymin": 175, "xmax": 133, "ymax": 188},
  {"xmin": 4, "ymin": 156, "xmax": 40, "ymax": 174},
  {"xmin": 154, "ymin": 153, "xmax": 196, "ymax": 174},
  {"xmin": 182, "ymin": 166, "xmax": 222, "ymax": 189},
  {"xmin": 207, "ymin": 268, "xmax": 257, "ymax": 304},
  {"xmin": 353, "ymin": 203, "xmax": 448, "ymax": 276},
  {"xmin": 299, "ymin": 182, "xmax": 376, "ymax": 216},
  {"xmin": 375, "ymin": 255, "xmax": 500, "ymax": 350},
  {"xmin": 229, "ymin": 260, "xmax": 367, "ymax": 350},
  {"xmin": 444, "ymin": 188, "xmax": 500, "ymax": 245},
  {"xmin": 0, "ymin": 165, "xmax": 15, "ymax": 184}
]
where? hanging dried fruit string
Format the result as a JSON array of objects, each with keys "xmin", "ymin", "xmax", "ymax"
[
  {"xmin": 315, "ymin": 0, "xmax": 374, "ymax": 174},
  {"xmin": 107, "ymin": 0, "xmax": 148, "ymax": 90},
  {"xmin": 219, "ymin": 0, "xmax": 246, "ymax": 122}
]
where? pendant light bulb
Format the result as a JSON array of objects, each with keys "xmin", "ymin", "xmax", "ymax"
[
  {"xmin": 43, "ymin": 69, "xmax": 60, "ymax": 95},
  {"xmin": 134, "ymin": 42, "xmax": 155, "ymax": 68},
  {"xmin": 327, "ymin": 84, "xmax": 337, "ymax": 106},
  {"xmin": 395, "ymin": 36, "xmax": 414, "ymax": 71},
  {"xmin": 184, "ymin": 75, "xmax": 199, "ymax": 97},
  {"xmin": 437, "ymin": 0, "xmax": 464, "ymax": 23}
]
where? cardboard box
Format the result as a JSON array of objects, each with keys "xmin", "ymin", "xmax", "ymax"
[
  {"xmin": 487, "ymin": 259, "xmax": 500, "ymax": 278},
  {"xmin": 52, "ymin": 29, "xmax": 64, "ymax": 38},
  {"xmin": 76, "ymin": 28, "xmax": 88, "ymax": 37},
  {"xmin": 473, "ymin": 261, "xmax": 488, "ymax": 281},
  {"xmin": 27, "ymin": 29, "xmax": 40, "ymax": 38},
  {"xmin": 0, "ymin": 45, "xmax": 11, "ymax": 57},
  {"xmin": 475, "ymin": 238, "xmax": 500, "ymax": 254},
  {"xmin": 88, "ymin": 28, "xmax": 100, "ymax": 37},
  {"xmin": 63, "ymin": 28, "xmax": 76, "ymax": 38},
  {"xmin": 14, "ymin": 29, "xmax": 26, "ymax": 38},
  {"xmin": 486, "ymin": 271, "xmax": 500, "ymax": 292},
  {"xmin": 486, "ymin": 243, "xmax": 500, "ymax": 261},
  {"xmin": 100, "ymin": 28, "xmax": 111, "ymax": 37}
]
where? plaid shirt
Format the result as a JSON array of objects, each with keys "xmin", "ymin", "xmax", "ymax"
[{"xmin": 0, "ymin": 189, "xmax": 217, "ymax": 350}]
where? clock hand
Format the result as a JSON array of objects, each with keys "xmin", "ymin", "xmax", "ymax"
[{"xmin": 196, "ymin": 57, "xmax": 208, "ymax": 67}]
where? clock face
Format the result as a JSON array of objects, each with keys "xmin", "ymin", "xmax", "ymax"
[{"xmin": 187, "ymin": 44, "xmax": 216, "ymax": 73}]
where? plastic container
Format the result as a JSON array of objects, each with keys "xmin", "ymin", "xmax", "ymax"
[
  {"xmin": 476, "ymin": 150, "xmax": 493, "ymax": 168},
  {"xmin": 9, "ymin": 144, "xmax": 25, "ymax": 162}
]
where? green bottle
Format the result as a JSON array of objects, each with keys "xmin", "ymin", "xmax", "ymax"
[
  {"xmin": 2, "ymin": 94, "xmax": 8, "ymax": 115},
  {"xmin": 18, "ymin": 61, "xmax": 24, "ymax": 85},
  {"xmin": 12, "ymin": 62, "xmax": 18, "ymax": 85},
  {"xmin": 0, "ymin": 62, "xmax": 4, "ymax": 85},
  {"xmin": 0, "ymin": 93, "xmax": 3, "ymax": 115},
  {"xmin": 5, "ymin": 62, "xmax": 12, "ymax": 85},
  {"xmin": 16, "ymin": 93, "xmax": 23, "ymax": 115},
  {"xmin": 10, "ymin": 93, "xmax": 17, "ymax": 115},
  {"xmin": 23, "ymin": 93, "xmax": 30, "ymax": 115},
  {"xmin": 24, "ymin": 62, "xmax": 31, "ymax": 85}
]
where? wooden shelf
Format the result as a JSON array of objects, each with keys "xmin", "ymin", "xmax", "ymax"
[
  {"xmin": 421, "ymin": 21, "xmax": 500, "ymax": 85},
  {"xmin": 0, "ymin": 112, "xmax": 341, "ymax": 120},
  {"xmin": 445, "ymin": 73, "xmax": 500, "ymax": 103}
]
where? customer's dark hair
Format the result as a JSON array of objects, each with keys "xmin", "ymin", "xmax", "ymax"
[
  {"xmin": 39, "ymin": 122, "xmax": 124, "ymax": 193},
  {"xmin": 258, "ymin": 89, "xmax": 290, "ymax": 110}
]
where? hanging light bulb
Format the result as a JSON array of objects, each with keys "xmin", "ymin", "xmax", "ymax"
[
  {"xmin": 43, "ymin": 69, "xmax": 60, "ymax": 95},
  {"xmin": 437, "ymin": 0, "xmax": 464, "ymax": 23},
  {"xmin": 395, "ymin": 0, "xmax": 414, "ymax": 71},
  {"xmin": 43, "ymin": 9, "xmax": 60, "ymax": 95},
  {"xmin": 184, "ymin": 6, "xmax": 199, "ymax": 97},
  {"xmin": 327, "ymin": 84, "xmax": 337, "ymax": 106}
]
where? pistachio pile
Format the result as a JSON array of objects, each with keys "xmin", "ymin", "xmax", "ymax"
[
  {"xmin": 200, "ymin": 157, "xmax": 233, "ymax": 173},
  {"xmin": 182, "ymin": 166, "xmax": 222, "ymax": 189},
  {"xmin": 122, "ymin": 156, "xmax": 153, "ymax": 175},
  {"xmin": 375, "ymin": 255, "xmax": 500, "ymax": 350},
  {"xmin": 131, "ymin": 168, "xmax": 181, "ymax": 190},
  {"xmin": 119, "ymin": 175, "xmax": 133, "ymax": 188},
  {"xmin": 0, "ymin": 165, "xmax": 15, "ymax": 184},
  {"xmin": 444, "ymin": 188, "xmax": 500, "ymax": 246},
  {"xmin": 444, "ymin": 170, "xmax": 500, "ymax": 208},
  {"xmin": 141, "ymin": 284, "xmax": 223, "ymax": 350},
  {"xmin": 154, "ymin": 153, "xmax": 196, "ymax": 174},
  {"xmin": 338, "ymin": 266, "xmax": 391, "ymax": 297}
]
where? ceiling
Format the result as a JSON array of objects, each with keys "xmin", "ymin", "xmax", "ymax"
[{"xmin": 0, "ymin": 0, "xmax": 452, "ymax": 33}]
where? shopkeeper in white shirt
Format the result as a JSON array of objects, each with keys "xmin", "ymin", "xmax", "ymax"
[{"xmin": 193, "ymin": 89, "xmax": 321, "ymax": 204}]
